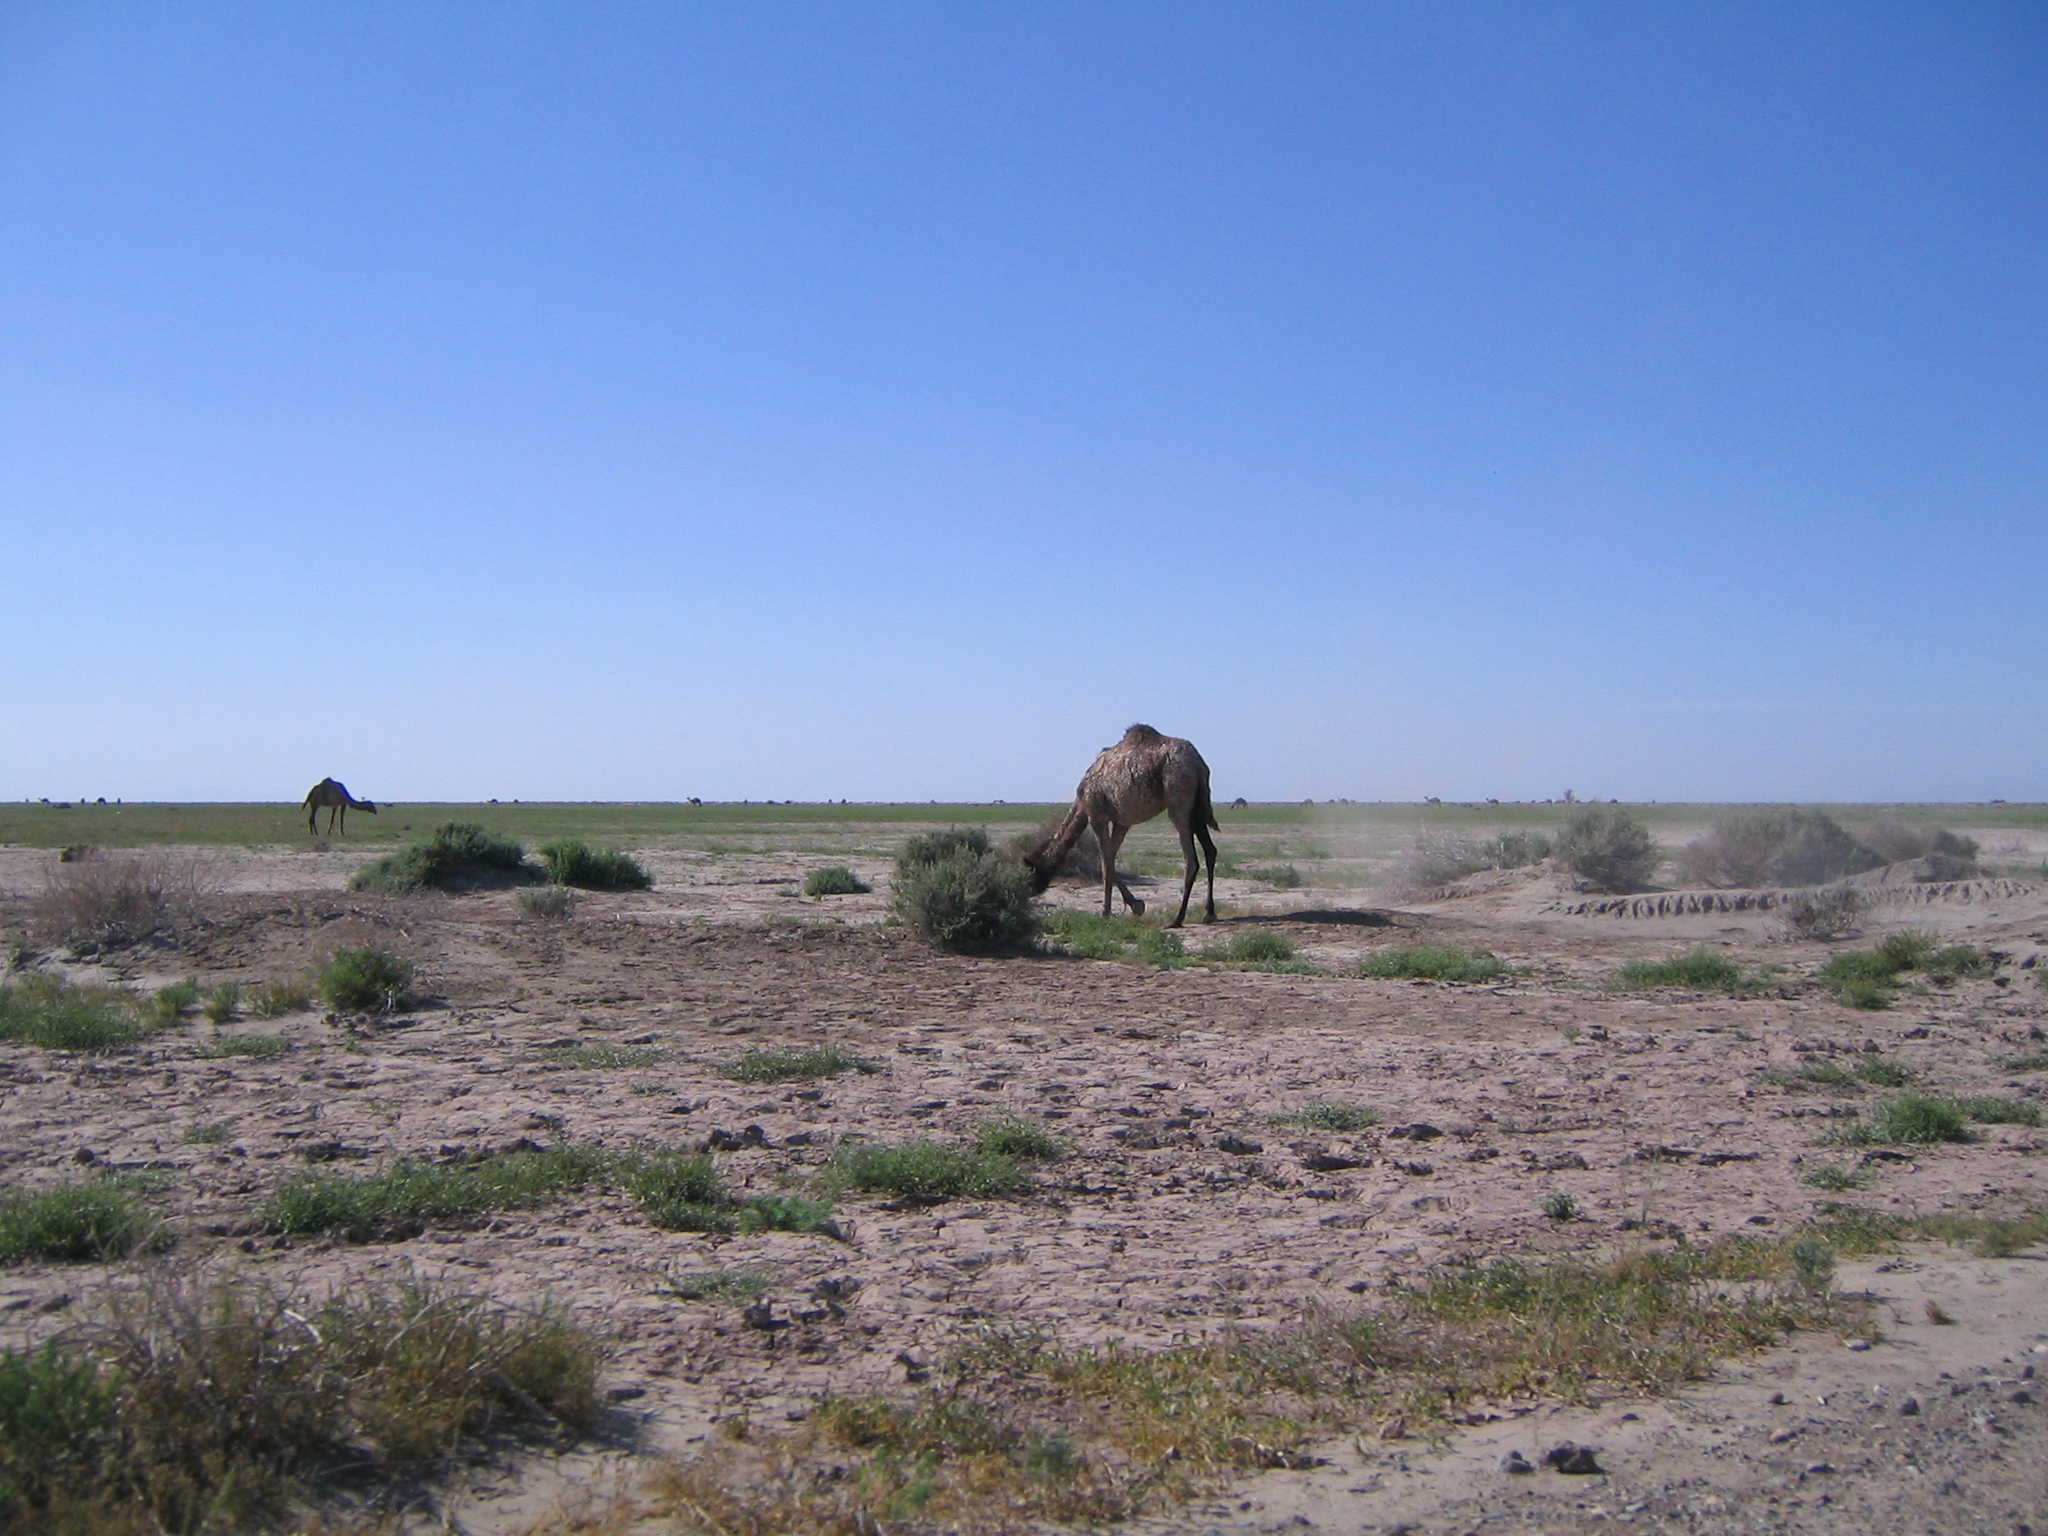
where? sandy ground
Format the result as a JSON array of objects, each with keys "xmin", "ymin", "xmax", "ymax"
[{"xmin": 1, "ymin": 843, "xmax": 2045, "ymax": 1534}]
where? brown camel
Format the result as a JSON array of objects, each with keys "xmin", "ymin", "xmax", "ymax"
[
  {"xmin": 1022, "ymin": 724, "xmax": 1220, "ymax": 927},
  {"xmin": 302, "ymin": 777, "xmax": 377, "ymax": 836}
]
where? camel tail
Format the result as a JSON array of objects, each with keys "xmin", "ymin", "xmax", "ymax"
[{"xmin": 1194, "ymin": 775, "xmax": 1220, "ymax": 832}]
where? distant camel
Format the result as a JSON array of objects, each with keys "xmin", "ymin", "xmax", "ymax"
[
  {"xmin": 1022, "ymin": 725, "xmax": 1220, "ymax": 927},
  {"xmin": 302, "ymin": 778, "xmax": 377, "ymax": 836}
]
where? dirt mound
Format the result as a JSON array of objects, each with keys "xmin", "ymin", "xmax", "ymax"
[{"xmin": 1549, "ymin": 876, "xmax": 2039, "ymax": 919}]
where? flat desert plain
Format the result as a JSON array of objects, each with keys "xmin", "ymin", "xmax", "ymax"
[{"xmin": 2, "ymin": 804, "xmax": 2046, "ymax": 1535}]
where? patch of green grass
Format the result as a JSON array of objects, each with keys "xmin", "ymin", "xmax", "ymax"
[
  {"xmin": 0, "ymin": 1181, "xmax": 165, "ymax": 1264},
  {"xmin": 722, "ymin": 1045, "xmax": 879, "ymax": 1083},
  {"xmin": 1955, "ymin": 1095, "xmax": 2043, "ymax": 1127},
  {"xmin": 1205, "ymin": 927, "xmax": 1296, "ymax": 964},
  {"xmin": 315, "ymin": 946, "xmax": 415, "ymax": 1013},
  {"xmin": 517, "ymin": 885, "xmax": 579, "ymax": 919},
  {"xmin": 246, "ymin": 979, "xmax": 312, "ymax": 1018},
  {"xmin": 1268, "ymin": 1101, "xmax": 1379, "ymax": 1132},
  {"xmin": 143, "ymin": 978, "xmax": 200, "ymax": 1027},
  {"xmin": 973, "ymin": 1115, "xmax": 1067, "ymax": 1160},
  {"xmin": 1040, "ymin": 910, "xmax": 1189, "ymax": 967},
  {"xmin": 180, "ymin": 1120, "xmax": 234, "ymax": 1145},
  {"xmin": 1800, "ymin": 1162, "xmax": 1876, "ymax": 1192},
  {"xmin": 0, "ymin": 975, "xmax": 148, "ymax": 1051},
  {"xmin": 825, "ymin": 1140, "xmax": 1029, "ymax": 1202},
  {"xmin": 1818, "ymin": 933, "xmax": 1993, "ymax": 1008},
  {"xmin": 1827, "ymin": 1093, "xmax": 1973, "ymax": 1146},
  {"xmin": 1359, "ymin": 944, "xmax": 1509, "ymax": 983},
  {"xmin": 1999, "ymin": 1052, "xmax": 2048, "ymax": 1072},
  {"xmin": 200, "ymin": 982, "xmax": 240, "ymax": 1024},
  {"xmin": 203, "ymin": 1034, "xmax": 289, "ymax": 1059},
  {"xmin": 263, "ymin": 1144, "xmax": 614, "ymax": 1235},
  {"xmin": 537, "ymin": 838, "xmax": 653, "ymax": 890},
  {"xmin": 538, "ymin": 1042, "xmax": 666, "ymax": 1070},
  {"xmin": 659, "ymin": 1266, "xmax": 779, "ymax": 1303},
  {"xmin": 624, "ymin": 1153, "xmax": 840, "ymax": 1236},
  {"xmin": 1803, "ymin": 1203, "xmax": 2048, "ymax": 1259},
  {"xmin": 351, "ymin": 821, "xmax": 530, "ymax": 893},
  {"xmin": 736, "ymin": 1195, "xmax": 841, "ymax": 1236},
  {"xmin": 804, "ymin": 865, "xmax": 872, "ymax": 896},
  {"xmin": 1612, "ymin": 949, "xmax": 1746, "ymax": 990}
]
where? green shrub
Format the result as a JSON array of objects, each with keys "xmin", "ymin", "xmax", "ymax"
[
  {"xmin": 1679, "ymin": 809, "xmax": 1884, "ymax": 888},
  {"xmin": 247, "ymin": 979, "xmax": 311, "ymax": 1018},
  {"xmin": 723, "ymin": 1046, "xmax": 879, "ymax": 1083},
  {"xmin": 1207, "ymin": 928, "xmax": 1295, "ymax": 964},
  {"xmin": 315, "ymin": 946, "xmax": 415, "ymax": 1013},
  {"xmin": 204, "ymin": 1035, "xmax": 289, "ymax": 1059},
  {"xmin": 1836, "ymin": 977, "xmax": 1893, "ymax": 1010},
  {"xmin": 1556, "ymin": 807, "xmax": 1658, "ymax": 892},
  {"xmin": 1612, "ymin": 949, "xmax": 1745, "ymax": 990},
  {"xmin": 0, "ymin": 976, "xmax": 147, "ymax": 1051},
  {"xmin": 1830, "ymin": 1094, "xmax": 1972, "ymax": 1146},
  {"xmin": 144, "ymin": 978, "xmax": 200, "ymax": 1026},
  {"xmin": 1269, "ymin": 1101, "xmax": 1379, "ymax": 1132},
  {"xmin": 201, "ymin": 982, "xmax": 241, "ymax": 1024},
  {"xmin": 537, "ymin": 839, "xmax": 653, "ymax": 891},
  {"xmin": 1542, "ymin": 1192, "xmax": 1579, "ymax": 1222},
  {"xmin": 825, "ymin": 1140, "xmax": 1028, "ymax": 1202},
  {"xmin": 1956, "ymin": 1095, "xmax": 2042, "ymax": 1127},
  {"xmin": 1851, "ymin": 1056, "xmax": 1913, "ymax": 1087},
  {"xmin": 1360, "ymin": 944, "xmax": 1508, "ymax": 983},
  {"xmin": 0, "ymin": 1182, "xmax": 163, "ymax": 1264},
  {"xmin": 1801, "ymin": 1163, "xmax": 1876, "ymax": 1192},
  {"xmin": 2000, "ymin": 1053, "xmax": 2048, "ymax": 1073},
  {"xmin": 263, "ymin": 1145, "xmax": 613, "ymax": 1235},
  {"xmin": 180, "ymin": 1120, "xmax": 234, "ymax": 1145},
  {"xmin": 891, "ymin": 835, "xmax": 1039, "ymax": 953},
  {"xmin": 517, "ymin": 885, "xmax": 579, "ymax": 919},
  {"xmin": 974, "ymin": 1115, "xmax": 1067, "ymax": 1160},
  {"xmin": 625, "ymin": 1152, "xmax": 734, "ymax": 1232},
  {"xmin": 351, "ymin": 821, "xmax": 528, "ymax": 893},
  {"xmin": 736, "ymin": 1195, "xmax": 840, "ymax": 1236},
  {"xmin": 804, "ymin": 866, "xmax": 872, "ymax": 896},
  {"xmin": 1817, "ymin": 933, "xmax": 1989, "ymax": 1007},
  {"xmin": 0, "ymin": 1342, "xmax": 123, "ymax": 1510}
]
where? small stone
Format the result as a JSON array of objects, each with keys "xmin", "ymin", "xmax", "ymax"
[
  {"xmin": 1768, "ymin": 1391, "xmax": 1787, "ymax": 1405},
  {"xmin": 1543, "ymin": 1443, "xmax": 1604, "ymax": 1475},
  {"xmin": 1805, "ymin": 1461, "xmax": 1836, "ymax": 1475},
  {"xmin": 2011, "ymin": 1389, "xmax": 2034, "ymax": 1405},
  {"xmin": 1900, "ymin": 1397, "xmax": 1921, "ymax": 1416},
  {"xmin": 1845, "ymin": 1339, "xmax": 1873, "ymax": 1351},
  {"xmin": 1396, "ymin": 1159, "xmax": 1435, "ymax": 1176},
  {"xmin": 1770, "ymin": 1428, "xmax": 1800, "ymax": 1443},
  {"xmin": 1499, "ymin": 1450, "xmax": 1534, "ymax": 1474},
  {"xmin": 1216, "ymin": 1134, "xmax": 1263, "ymax": 1155}
]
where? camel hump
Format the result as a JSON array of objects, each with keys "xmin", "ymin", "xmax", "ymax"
[{"xmin": 1122, "ymin": 723, "xmax": 1165, "ymax": 744}]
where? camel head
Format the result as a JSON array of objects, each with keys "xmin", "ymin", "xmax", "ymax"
[
  {"xmin": 1018, "ymin": 839, "xmax": 1060, "ymax": 896},
  {"xmin": 361, "ymin": 801, "xmax": 378, "ymax": 815}
]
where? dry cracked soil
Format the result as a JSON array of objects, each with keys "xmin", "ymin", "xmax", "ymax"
[{"xmin": 2, "ymin": 841, "xmax": 2046, "ymax": 1535}]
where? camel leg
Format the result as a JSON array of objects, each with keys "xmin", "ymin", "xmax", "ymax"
[
  {"xmin": 1103, "ymin": 824, "xmax": 1146, "ymax": 916},
  {"xmin": 307, "ymin": 805, "xmax": 317, "ymax": 837},
  {"xmin": 1194, "ymin": 820, "xmax": 1218, "ymax": 922},
  {"xmin": 1168, "ymin": 817, "xmax": 1200, "ymax": 928},
  {"xmin": 338, "ymin": 804, "xmax": 346, "ymax": 836}
]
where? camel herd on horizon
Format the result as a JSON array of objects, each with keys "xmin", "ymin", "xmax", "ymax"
[{"xmin": 303, "ymin": 722, "xmax": 1225, "ymax": 929}]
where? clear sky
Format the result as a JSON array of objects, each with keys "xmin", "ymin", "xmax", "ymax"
[{"xmin": 2, "ymin": 4, "xmax": 2042, "ymax": 804}]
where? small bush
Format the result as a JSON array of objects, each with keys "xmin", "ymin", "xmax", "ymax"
[
  {"xmin": 1269, "ymin": 1101, "xmax": 1379, "ymax": 1132},
  {"xmin": 1542, "ymin": 1192, "xmax": 1579, "ymax": 1222},
  {"xmin": 1782, "ymin": 886, "xmax": 1866, "ymax": 941},
  {"xmin": 145, "ymin": 978, "xmax": 200, "ymax": 1027},
  {"xmin": 1556, "ymin": 807, "xmax": 1658, "ymax": 892},
  {"xmin": 804, "ymin": 866, "xmax": 872, "ymax": 896},
  {"xmin": 0, "ymin": 976, "xmax": 147, "ymax": 1051},
  {"xmin": 518, "ymin": 885, "xmax": 579, "ymax": 919},
  {"xmin": 723, "ymin": 1046, "xmax": 879, "ymax": 1083},
  {"xmin": 315, "ymin": 946, "xmax": 415, "ymax": 1013},
  {"xmin": 537, "ymin": 838, "xmax": 653, "ymax": 890},
  {"xmin": 974, "ymin": 1115, "xmax": 1067, "ymax": 1160},
  {"xmin": 0, "ymin": 1181, "xmax": 163, "ymax": 1264},
  {"xmin": 626, "ymin": 1152, "xmax": 734, "ymax": 1232},
  {"xmin": 201, "ymin": 982, "xmax": 241, "ymax": 1024},
  {"xmin": 351, "ymin": 821, "xmax": 528, "ymax": 893},
  {"xmin": 825, "ymin": 1140, "xmax": 1028, "ymax": 1202},
  {"xmin": 1859, "ymin": 822, "xmax": 1980, "ymax": 868},
  {"xmin": 180, "ymin": 1120, "xmax": 234, "ymax": 1145},
  {"xmin": 204, "ymin": 1034, "xmax": 289, "ymax": 1059},
  {"xmin": 1956, "ymin": 1095, "xmax": 2042, "ymax": 1127},
  {"xmin": 1831, "ymin": 1094, "xmax": 1972, "ymax": 1146},
  {"xmin": 1359, "ymin": 944, "xmax": 1508, "ymax": 983},
  {"xmin": 1206, "ymin": 928, "xmax": 1295, "ymax": 964},
  {"xmin": 32, "ymin": 849, "xmax": 220, "ymax": 950},
  {"xmin": 1679, "ymin": 809, "xmax": 1883, "ymax": 889},
  {"xmin": 1818, "ymin": 933, "xmax": 1989, "ymax": 1007},
  {"xmin": 2000, "ymin": 1053, "xmax": 2048, "ymax": 1073},
  {"xmin": 1249, "ymin": 863, "xmax": 1305, "ymax": 889},
  {"xmin": 1801, "ymin": 1163, "xmax": 1875, "ymax": 1192},
  {"xmin": 891, "ymin": 834, "xmax": 1039, "ymax": 953},
  {"xmin": 246, "ymin": 980, "xmax": 311, "ymax": 1018},
  {"xmin": 0, "ymin": 1342, "xmax": 123, "ymax": 1512},
  {"xmin": 660, "ymin": 1266, "xmax": 778, "ymax": 1303},
  {"xmin": 1851, "ymin": 1055, "xmax": 1913, "ymax": 1087},
  {"xmin": 1613, "ymin": 949, "xmax": 1745, "ymax": 990},
  {"xmin": 263, "ymin": 1145, "xmax": 613, "ymax": 1235}
]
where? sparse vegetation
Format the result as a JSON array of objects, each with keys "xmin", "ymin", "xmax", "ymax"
[
  {"xmin": 0, "ymin": 975, "xmax": 147, "ymax": 1051},
  {"xmin": 315, "ymin": 946, "xmax": 415, "ymax": 1014},
  {"xmin": 203, "ymin": 1034, "xmax": 289, "ymax": 1059},
  {"xmin": 539, "ymin": 1041, "xmax": 665, "ymax": 1069},
  {"xmin": 1954, "ymin": 1095, "xmax": 2043, "ymax": 1127},
  {"xmin": 624, "ymin": 1152, "xmax": 839, "ymax": 1236},
  {"xmin": 1040, "ymin": 910, "xmax": 1188, "ymax": 967},
  {"xmin": 1248, "ymin": 863, "xmax": 1305, "ymax": 889},
  {"xmin": 32, "ymin": 849, "xmax": 219, "ymax": 950},
  {"xmin": 1817, "ymin": 932, "xmax": 1992, "ymax": 1008},
  {"xmin": 246, "ymin": 979, "xmax": 311, "ymax": 1018},
  {"xmin": 1555, "ymin": 806, "xmax": 1658, "ymax": 892},
  {"xmin": 1858, "ymin": 822, "xmax": 1981, "ymax": 876},
  {"xmin": 892, "ymin": 830, "xmax": 1039, "ymax": 953},
  {"xmin": 1803, "ymin": 1203, "xmax": 2048, "ymax": 1259},
  {"xmin": 1782, "ymin": 885, "xmax": 1866, "ymax": 941},
  {"xmin": 1801, "ymin": 1162, "xmax": 1876, "ymax": 1192},
  {"xmin": 825, "ymin": 1139, "xmax": 1029, "ymax": 1202},
  {"xmin": 144, "ymin": 978, "xmax": 200, "ymax": 1027},
  {"xmin": 1359, "ymin": 943, "xmax": 1508, "ymax": 983},
  {"xmin": 1828, "ymin": 1093, "xmax": 1973, "ymax": 1146},
  {"xmin": 351, "ymin": 821, "xmax": 531, "ymax": 893},
  {"xmin": 0, "ymin": 1181, "xmax": 164, "ymax": 1264},
  {"xmin": 803, "ymin": 865, "xmax": 871, "ymax": 896},
  {"xmin": 1204, "ymin": 927, "xmax": 1296, "ymax": 965},
  {"xmin": 537, "ymin": 838, "xmax": 653, "ymax": 890},
  {"xmin": 1762, "ymin": 1054, "xmax": 1914, "ymax": 1093},
  {"xmin": 200, "ymin": 982, "xmax": 240, "ymax": 1024},
  {"xmin": 2000, "ymin": 1052, "xmax": 2048, "ymax": 1073},
  {"xmin": 660, "ymin": 1266, "xmax": 779, "ymax": 1304},
  {"xmin": 1542, "ymin": 1191, "xmax": 1579, "ymax": 1221},
  {"xmin": 722, "ymin": 1045, "xmax": 878, "ymax": 1083},
  {"xmin": 518, "ymin": 885, "xmax": 579, "ymax": 919},
  {"xmin": 1679, "ymin": 808, "xmax": 1884, "ymax": 889},
  {"xmin": 1613, "ymin": 949, "xmax": 1746, "ymax": 990},
  {"xmin": 973, "ymin": 1115, "xmax": 1067, "ymax": 1160},
  {"xmin": 180, "ymin": 1120, "xmax": 234, "ymax": 1145},
  {"xmin": 1269, "ymin": 1101, "xmax": 1379, "ymax": 1132},
  {"xmin": 263, "ymin": 1144, "xmax": 614, "ymax": 1236},
  {"xmin": 1393, "ymin": 830, "xmax": 1553, "ymax": 894}
]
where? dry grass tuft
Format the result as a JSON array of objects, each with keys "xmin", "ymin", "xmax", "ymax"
[{"xmin": 31, "ymin": 850, "xmax": 221, "ymax": 952}]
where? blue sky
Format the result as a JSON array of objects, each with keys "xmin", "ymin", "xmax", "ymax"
[{"xmin": 2, "ymin": 3, "xmax": 2042, "ymax": 804}]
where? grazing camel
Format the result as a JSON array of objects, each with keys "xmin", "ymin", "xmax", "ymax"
[
  {"xmin": 302, "ymin": 778, "xmax": 377, "ymax": 836},
  {"xmin": 1022, "ymin": 725, "xmax": 1220, "ymax": 927}
]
